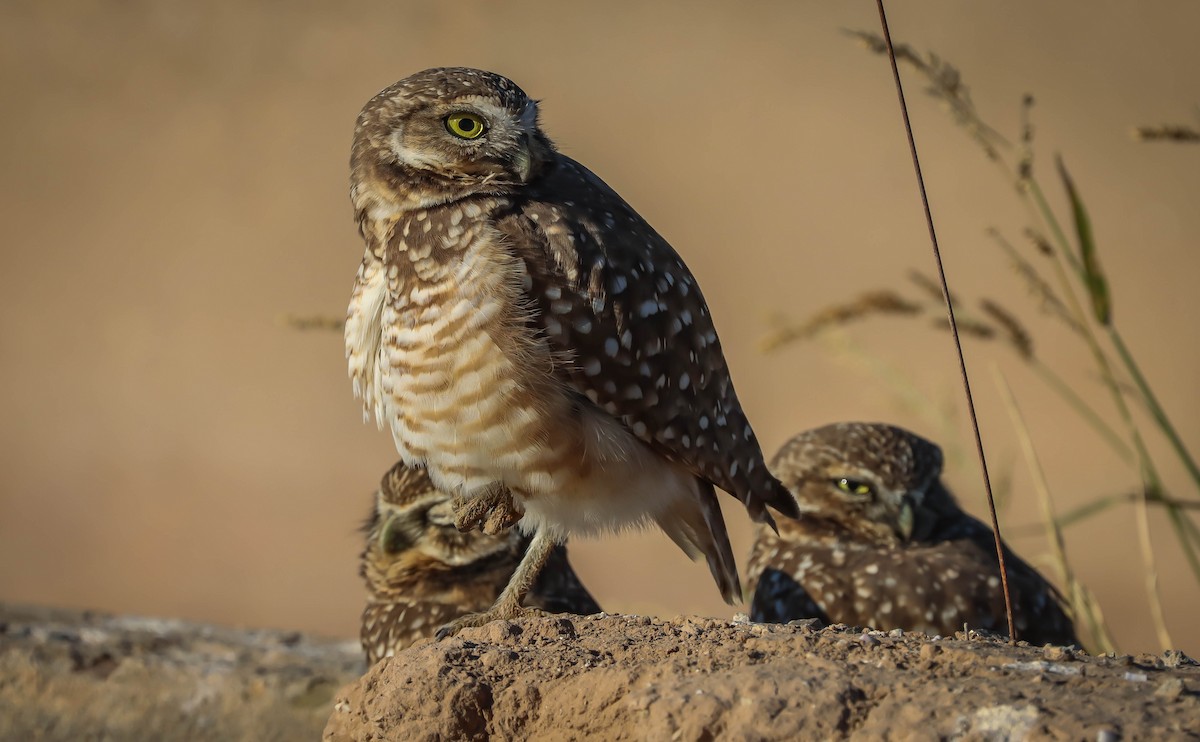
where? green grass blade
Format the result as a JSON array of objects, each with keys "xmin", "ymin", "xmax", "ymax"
[
  {"xmin": 1051, "ymin": 494, "xmax": 1127, "ymax": 529},
  {"xmin": 1108, "ymin": 327, "xmax": 1200, "ymax": 493},
  {"xmin": 1055, "ymin": 156, "xmax": 1111, "ymax": 325}
]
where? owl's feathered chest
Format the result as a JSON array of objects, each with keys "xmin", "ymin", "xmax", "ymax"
[{"xmin": 345, "ymin": 198, "xmax": 576, "ymax": 496}]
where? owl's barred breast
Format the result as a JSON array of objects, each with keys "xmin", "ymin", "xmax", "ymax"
[
  {"xmin": 347, "ymin": 200, "xmax": 701, "ymax": 539},
  {"xmin": 358, "ymin": 203, "xmax": 562, "ymax": 488}
]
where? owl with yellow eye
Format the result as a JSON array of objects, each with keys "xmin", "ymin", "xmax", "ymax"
[
  {"xmin": 746, "ymin": 422, "xmax": 1078, "ymax": 646},
  {"xmin": 345, "ymin": 66, "xmax": 800, "ymax": 638}
]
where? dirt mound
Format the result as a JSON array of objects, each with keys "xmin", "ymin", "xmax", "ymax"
[
  {"xmin": 4, "ymin": 603, "xmax": 1197, "ymax": 740},
  {"xmin": 326, "ymin": 613, "xmax": 1200, "ymax": 741}
]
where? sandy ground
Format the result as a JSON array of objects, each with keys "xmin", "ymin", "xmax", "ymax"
[
  {"xmin": 327, "ymin": 613, "xmax": 1200, "ymax": 741},
  {"xmin": 0, "ymin": 603, "xmax": 364, "ymax": 742},
  {"xmin": 4, "ymin": 602, "xmax": 1197, "ymax": 740}
]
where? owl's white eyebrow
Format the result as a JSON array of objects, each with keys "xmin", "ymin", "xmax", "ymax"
[{"xmin": 390, "ymin": 127, "xmax": 453, "ymax": 170}]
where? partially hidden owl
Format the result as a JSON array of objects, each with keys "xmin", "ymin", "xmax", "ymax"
[
  {"xmin": 345, "ymin": 67, "xmax": 799, "ymax": 635},
  {"xmin": 360, "ymin": 461, "xmax": 601, "ymax": 663},
  {"xmin": 746, "ymin": 422, "xmax": 1078, "ymax": 646}
]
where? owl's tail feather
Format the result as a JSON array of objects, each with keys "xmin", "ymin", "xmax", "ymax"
[{"xmin": 655, "ymin": 480, "xmax": 742, "ymax": 605}]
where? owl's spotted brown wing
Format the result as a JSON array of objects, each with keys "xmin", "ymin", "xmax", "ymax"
[
  {"xmin": 361, "ymin": 599, "xmax": 465, "ymax": 664},
  {"xmin": 750, "ymin": 568, "xmax": 831, "ymax": 625},
  {"xmin": 495, "ymin": 156, "xmax": 799, "ymax": 525},
  {"xmin": 956, "ymin": 533, "xmax": 1078, "ymax": 646},
  {"xmin": 750, "ymin": 531, "xmax": 1078, "ymax": 644},
  {"xmin": 920, "ymin": 486, "xmax": 1078, "ymax": 645}
]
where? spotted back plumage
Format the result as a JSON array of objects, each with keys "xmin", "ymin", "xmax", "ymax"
[
  {"xmin": 493, "ymin": 157, "xmax": 795, "ymax": 525},
  {"xmin": 346, "ymin": 67, "xmax": 799, "ymax": 607},
  {"xmin": 747, "ymin": 422, "xmax": 1078, "ymax": 646},
  {"xmin": 359, "ymin": 462, "xmax": 600, "ymax": 663}
]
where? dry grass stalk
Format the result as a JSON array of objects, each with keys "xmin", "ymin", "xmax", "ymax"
[
  {"xmin": 906, "ymin": 270, "xmax": 957, "ymax": 305},
  {"xmin": 929, "ymin": 315, "xmax": 993, "ymax": 341},
  {"xmin": 1134, "ymin": 491, "xmax": 1175, "ymax": 650},
  {"xmin": 845, "ymin": 29, "xmax": 1008, "ymax": 159},
  {"xmin": 1017, "ymin": 95, "xmax": 1036, "ymax": 180},
  {"xmin": 993, "ymin": 367, "xmax": 1117, "ymax": 653},
  {"xmin": 1023, "ymin": 228, "xmax": 1054, "ymax": 257},
  {"xmin": 1132, "ymin": 124, "xmax": 1200, "ymax": 143},
  {"xmin": 282, "ymin": 314, "xmax": 345, "ymax": 332},
  {"xmin": 987, "ymin": 229, "xmax": 1082, "ymax": 335},
  {"xmin": 760, "ymin": 291, "xmax": 922, "ymax": 352},
  {"xmin": 979, "ymin": 300, "xmax": 1033, "ymax": 360}
]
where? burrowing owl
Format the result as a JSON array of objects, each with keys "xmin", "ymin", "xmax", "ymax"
[
  {"xmin": 746, "ymin": 422, "xmax": 1078, "ymax": 646},
  {"xmin": 345, "ymin": 67, "xmax": 799, "ymax": 635},
  {"xmin": 360, "ymin": 462, "xmax": 600, "ymax": 663}
]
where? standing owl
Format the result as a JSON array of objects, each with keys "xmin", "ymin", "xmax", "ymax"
[
  {"xmin": 345, "ymin": 67, "xmax": 799, "ymax": 636},
  {"xmin": 360, "ymin": 461, "xmax": 600, "ymax": 663},
  {"xmin": 746, "ymin": 422, "xmax": 1078, "ymax": 646}
]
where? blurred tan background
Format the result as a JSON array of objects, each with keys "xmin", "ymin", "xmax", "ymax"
[{"xmin": 1, "ymin": 0, "xmax": 1197, "ymax": 654}]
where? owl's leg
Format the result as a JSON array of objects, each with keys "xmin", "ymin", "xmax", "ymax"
[
  {"xmin": 434, "ymin": 528, "xmax": 556, "ymax": 639},
  {"xmin": 451, "ymin": 483, "xmax": 524, "ymax": 536}
]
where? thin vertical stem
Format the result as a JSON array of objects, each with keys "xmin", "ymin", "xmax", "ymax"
[{"xmin": 873, "ymin": 0, "xmax": 1016, "ymax": 641}]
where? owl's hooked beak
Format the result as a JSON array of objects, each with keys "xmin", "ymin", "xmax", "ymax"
[
  {"xmin": 376, "ymin": 511, "xmax": 401, "ymax": 552},
  {"xmin": 896, "ymin": 497, "xmax": 916, "ymax": 541},
  {"xmin": 509, "ymin": 130, "xmax": 554, "ymax": 184},
  {"xmin": 511, "ymin": 149, "xmax": 534, "ymax": 183}
]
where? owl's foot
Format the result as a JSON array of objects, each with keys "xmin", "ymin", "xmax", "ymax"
[
  {"xmin": 452, "ymin": 484, "xmax": 524, "ymax": 536},
  {"xmin": 435, "ymin": 528, "xmax": 557, "ymax": 640},
  {"xmin": 434, "ymin": 605, "xmax": 551, "ymax": 640}
]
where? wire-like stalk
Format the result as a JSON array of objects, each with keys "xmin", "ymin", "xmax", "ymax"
[
  {"xmin": 873, "ymin": 0, "xmax": 1016, "ymax": 641},
  {"xmin": 993, "ymin": 366, "xmax": 1117, "ymax": 653}
]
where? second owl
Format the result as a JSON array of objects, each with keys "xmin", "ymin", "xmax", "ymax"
[
  {"xmin": 360, "ymin": 462, "xmax": 600, "ymax": 663},
  {"xmin": 747, "ymin": 422, "xmax": 1078, "ymax": 646}
]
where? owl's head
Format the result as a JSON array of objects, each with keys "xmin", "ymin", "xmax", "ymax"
[
  {"xmin": 351, "ymin": 67, "xmax": 556, "ymax": 212},
  {"xmin": 770, "ymin": 422, "xmax": 944, "ymax": 545},
  {"xmin": 360, "ymin": 462, "xmax": 524, "ymax": 601}
]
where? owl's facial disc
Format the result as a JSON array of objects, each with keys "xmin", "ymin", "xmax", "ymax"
[
  {"xmin": 816, "ymin": 464, "xmax": 917, "ymax": 542},
  {"xmin": 387, "ymin": 96, "xmax": 546, "ymax": 187}
]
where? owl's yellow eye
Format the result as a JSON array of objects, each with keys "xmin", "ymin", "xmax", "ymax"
[
  {"xmin": 834, "ymin": 478, "xmax": 873, "ymax": 497},
  {"xmin": 445, "ymin": 112, "xmax": 488, "ymax": 140}
]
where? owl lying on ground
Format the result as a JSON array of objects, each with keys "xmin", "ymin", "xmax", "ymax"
[
  {"xmin": 360, "ymin": 462, "xmax": 601, "ymax": 663},
  {"xmin": 345, "ymin": 67, "xmax": 799, "ymax": 637},
  {"xmin": 747, "ymin": 422, "xmax": 1078, "ymax": 646}
]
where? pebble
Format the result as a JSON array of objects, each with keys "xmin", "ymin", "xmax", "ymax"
[
  {"xmin": 1162, "ymin": 649, "xmax": 1196, "ymax": 669},
  {"xmin": 1155, "ymin": 678, "xmax": 1186, "ymax": 701}
]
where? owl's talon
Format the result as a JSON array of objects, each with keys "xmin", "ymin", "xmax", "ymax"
[
  {"xmin": 434, "ymin": 605, "xmax": 549, "ymax": 640},
  {"xmin": 452, "ymin": 485, "xmax": 523, "ymax": 534},
  {"xmin": 482, "ymin": 503, "xmax": 523, "ymax": 536}
]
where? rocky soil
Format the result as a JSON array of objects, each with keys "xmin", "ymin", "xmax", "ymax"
[
  {"xmin": 0, "ymin": 603, "xmax": 363, "ymax": 741},
  {"xmin": 3, "ymin": 603, "xmax": 1198, "ymax": 741},
  {"xmin": 327, "ymin": 614, "xmax": 1200, "ymax": 741}
]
